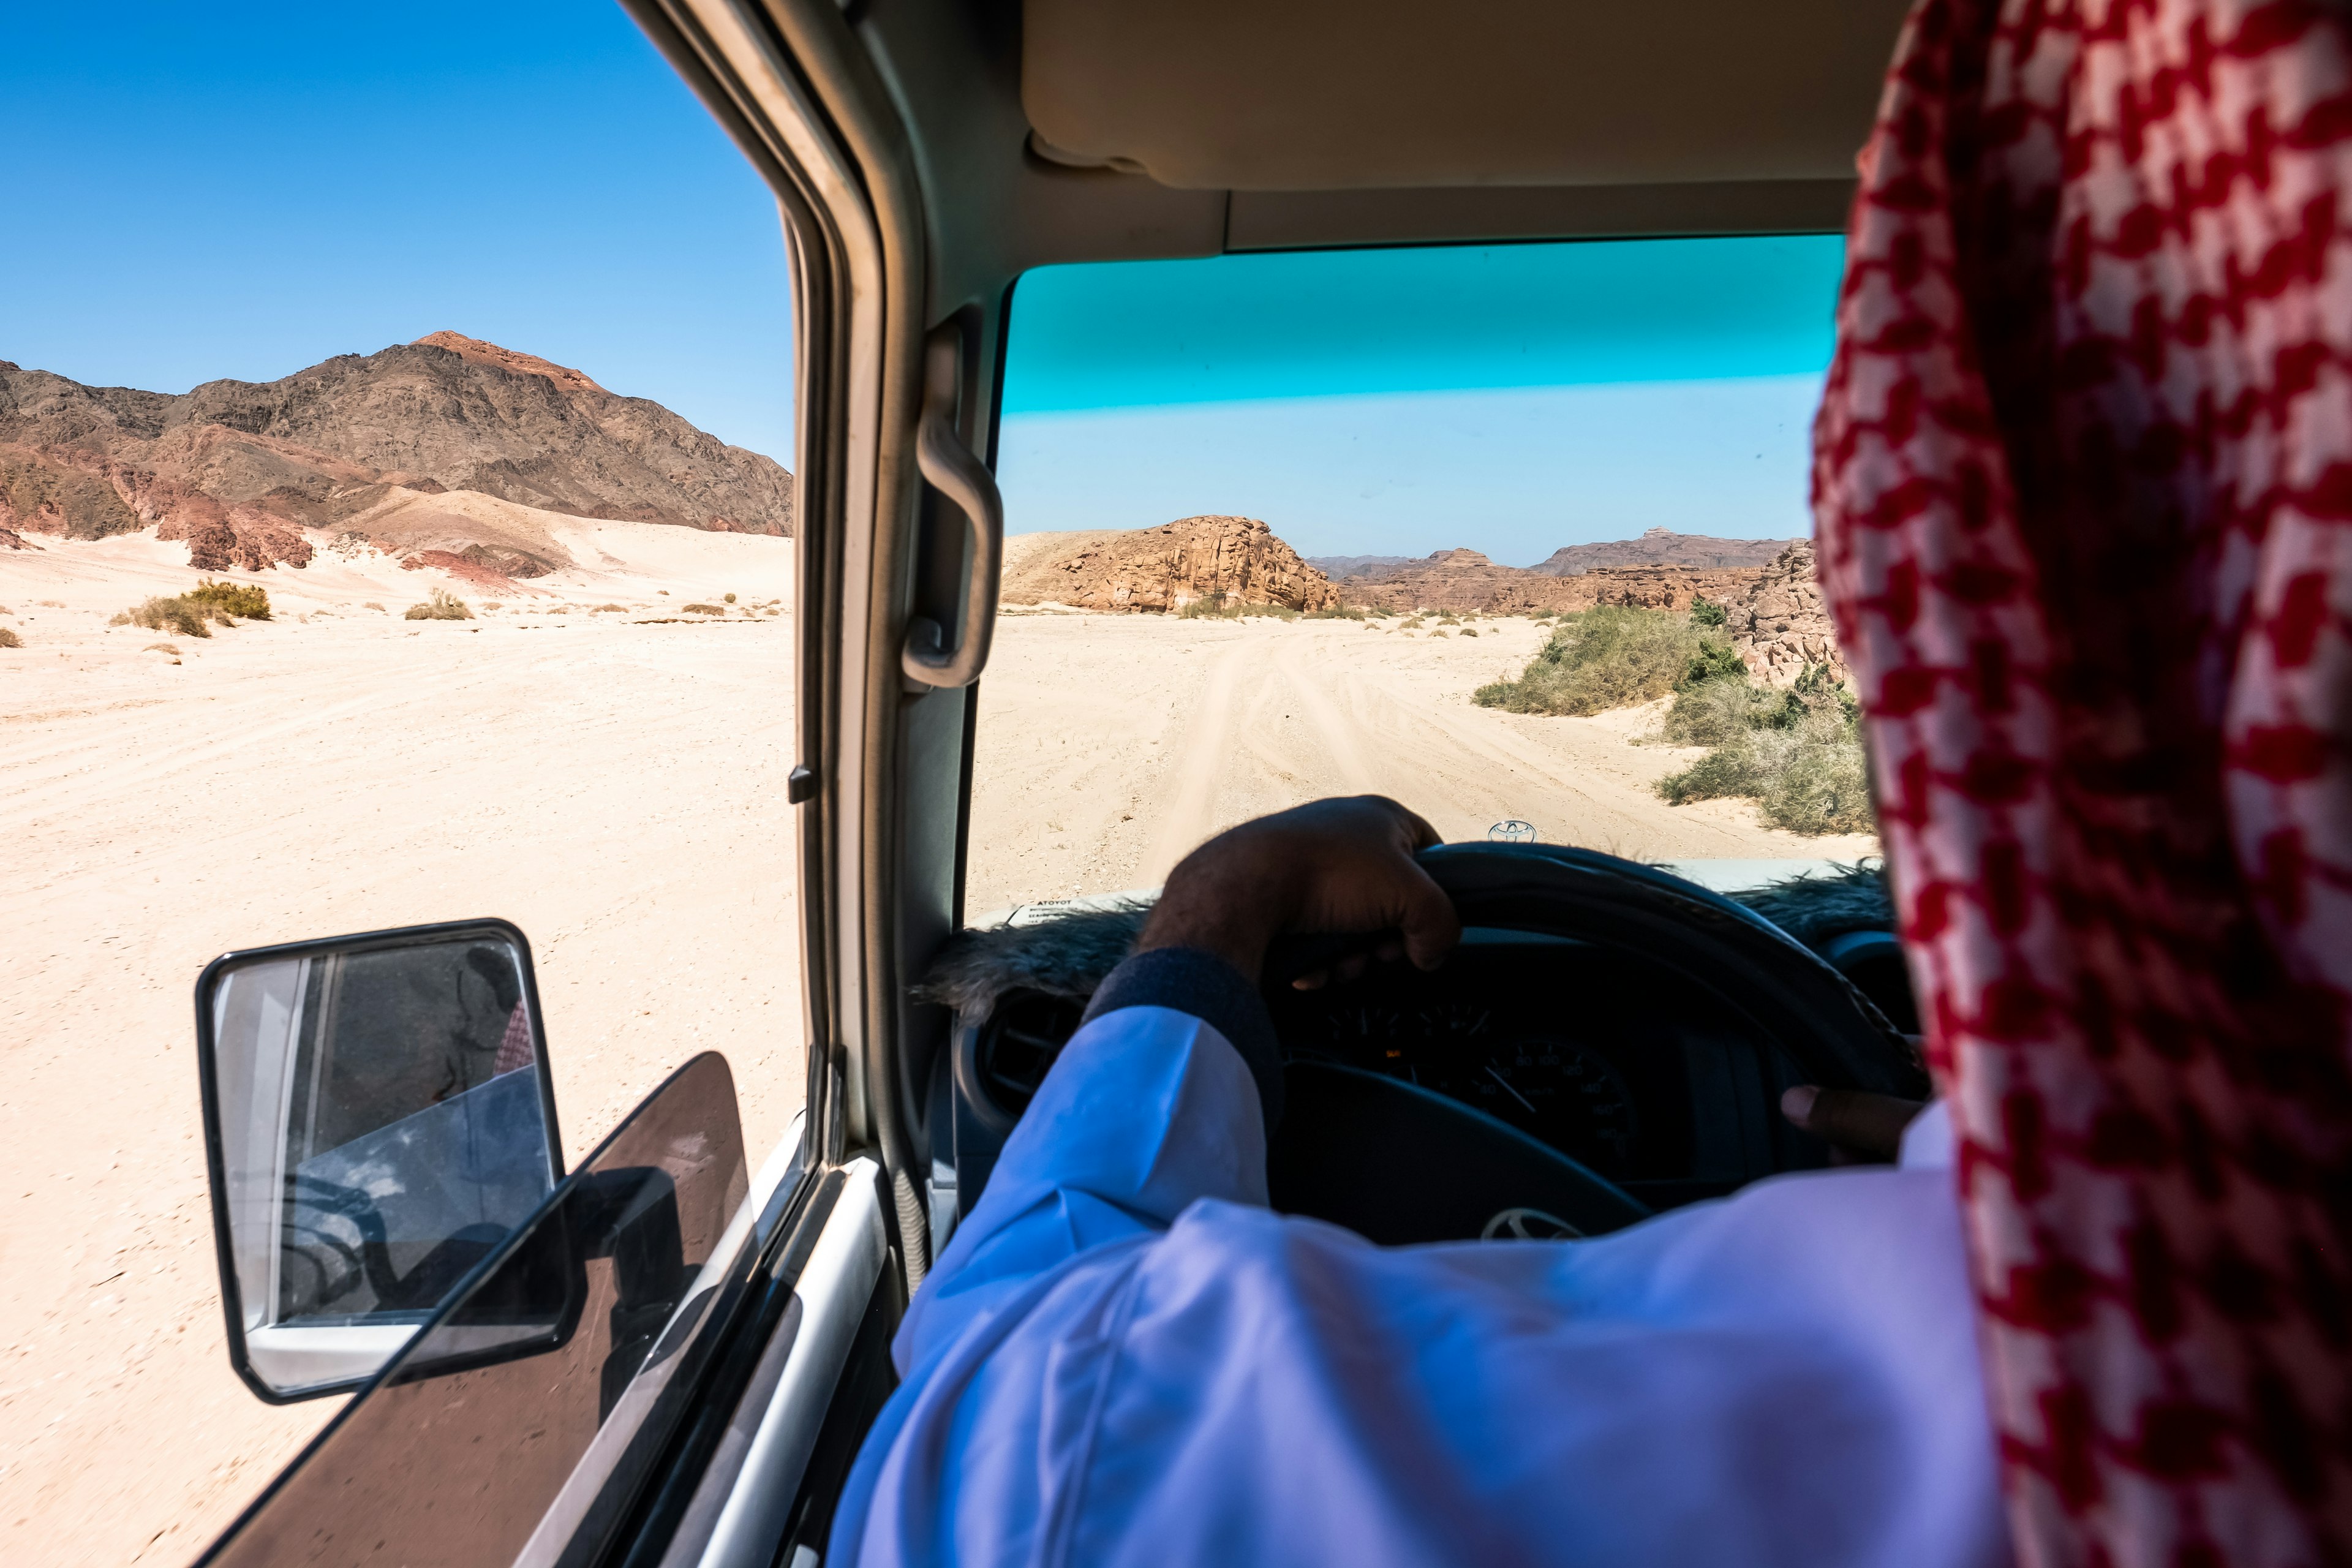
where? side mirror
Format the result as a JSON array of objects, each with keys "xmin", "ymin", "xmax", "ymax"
[{"xmin": 195, "ymin": 919, "xmax": 564, "ymax": 1401}]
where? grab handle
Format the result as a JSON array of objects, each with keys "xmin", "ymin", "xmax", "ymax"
[{"xmin": 900, "ymin": 331, "xmax": 1003, "ymax": 689}]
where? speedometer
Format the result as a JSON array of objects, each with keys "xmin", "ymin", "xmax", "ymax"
[{"xmin": 1317, "ymin": 1003, "xmax": 1641, "ymax": 1174}]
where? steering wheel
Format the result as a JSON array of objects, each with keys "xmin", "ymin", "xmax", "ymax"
[{"xmin": 1263, "ymin": 842, "xmax": 1926, "ymax": 1245}]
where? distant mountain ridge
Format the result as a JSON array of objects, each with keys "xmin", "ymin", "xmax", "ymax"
[
  {"xmin": 1532, "ymin": 527, "xmax": 1799, "ymax": 575},
  {"xmin": 0, "ymin": 331, "xmax": 791, "ymax": 572}
]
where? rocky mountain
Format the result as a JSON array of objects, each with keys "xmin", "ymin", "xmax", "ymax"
[
  {"xmin": 1330, "ymin": 546, "xmax": 1763, "ymax": 615},
  {"xmin": 1000, "ymin": 516, "xmax": 1340, "ymax": 613},
  {"xmin": 1532, "ymin": 527, "xmax": 1801, "ymax": 576},
  {"xmin": 0, "ymin": 331, "xmax": 792, "ymax": 573},
  {"xmin": 1304, "ymin": 552, "xmax": 1417, "ymax": 581},
  {"xmin": 1722, "ymin": 540, "xmax": 1847, "ymax": 687}
]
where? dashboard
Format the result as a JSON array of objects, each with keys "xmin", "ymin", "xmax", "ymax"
[{"xmin": 964, "ymin": 931, "xmax": 1851, "ymax": 1215}]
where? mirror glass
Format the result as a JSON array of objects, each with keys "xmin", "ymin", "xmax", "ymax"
[{"xmin": 202, "ymin": 924, "xmax": 561, "ymax": 1398}]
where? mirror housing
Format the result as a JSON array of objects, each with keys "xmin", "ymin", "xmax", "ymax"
[{"xmin": 194, "ymin": 919, "xmax": 565, "ymax": 1401}]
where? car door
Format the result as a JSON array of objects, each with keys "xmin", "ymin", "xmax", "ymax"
[{"xmin": 184, "ymin": 1, "xmax": 966, "ymax": 1558}]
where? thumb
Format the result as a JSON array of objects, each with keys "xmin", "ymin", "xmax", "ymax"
[{"xmin": 1396, "ymin": 859, "xmax": 1461, "ymax": 971}]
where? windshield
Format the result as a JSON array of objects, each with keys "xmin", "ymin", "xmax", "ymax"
[{"xmin": 969, "ymin": 235, "xmax": 1872, "ymax": 921}]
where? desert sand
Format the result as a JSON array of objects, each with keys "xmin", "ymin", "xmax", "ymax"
[
  {"xmin": 1, "ymin": 526, "xmax": 804, "ymax": 1565},
  {"xmin": 2, "ymin": 533, "xmax": 1871, "ymax": 1566},
  {"xmin": 965, "ymin": 609, "xmax": 1876, "ymax": 916}
]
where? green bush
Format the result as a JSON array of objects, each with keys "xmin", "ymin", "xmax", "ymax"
[
  {"xmin": 187, "ymin": 578, "xmax": 271, "ymax": 620},
  {"xmin": 1657, "ymin": 667, "xmax": 1875, "ymax": 835},
  {"xmin": 1689, "ymin": 595, "xmax": 1728, "ymax": 628},
  {"xmin": 405, "ymin": 589, "xmax": 472, "ymax": 621},
  {"xmin": 1473, "ymin": 605, "xmax": 1707, "ymax": 715}
]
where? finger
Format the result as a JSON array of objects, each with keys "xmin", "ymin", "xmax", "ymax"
[
  {"xmin": 1396, "ymin": 860, "xmax": 1463, "ymax": 971},
  {"xmin": 1779, "ymin": 1086, "xmax": 1926, "ymax": 1158},
  {"xmin": 1390, "ymin": 799, "xmax": 1444, "ymax": 853},
  {"xmin": 1291, "ymin": 968, "xmax": 1329, "ymax": 991}
]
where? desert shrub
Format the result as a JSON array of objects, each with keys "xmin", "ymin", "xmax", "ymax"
[
  {"xmin": 1657, "ymin": 666, "xmax": 1874, "ymax": 834},
  {"xmin": 115, "ymin": 596, "xmax": 213, "ymax": 637},
  {"xmin": 594, "ymin": 603, "xmax": 627, "ymax": 612},
  {"xmin": 186, "ymin": 578, "xmax": 271, "ymax": 620},
  {"xmin": 1438, "ymin": 615, "xmax": 1461, "ymax": 625},
  {"xmin": 1474, "ymin": 605, "xmax": 1705, "ymax": 715},
  {"xmin": 0, "ymin": 626, "xmax": 20, "ymax": 649},
  {"xmin": 1460, "ymin": 627, "xmax": 1479, "ymax": 637},
  {"xmin": 1178, "ymin": 594, "xmax": 1298, "ymax": 620},
  {"xmin": 723, "ymin": 592, "xmax": 737, "ymax": 603},
  {"xmin": 681, "ymin": 603, "xmax": 726, "ymax": 615},
  {"xmin": 363, "ymin": 601, "xmax": 385, "ymax": 611},
  {"xmin": 143, "ymin": 641, "xmax": 179, "ymax": 654},
  {"xmin": 480, "ymin": 600, "xmax": 502, "ymax": 611},
  {"xmin": 1681, "ymin": 638, "xmax": 1749, "ymax": 688},
  {"xmin": 404, "ymin": 589, "xmax": 472, "ymax": 621},
  {"xmin": 1689, "ymin": 595, "xmax": 1728, "ymax": 628},
  {"xmin": 1304, "ymin": 605, "xmax": 1366, "ymax": 619}
]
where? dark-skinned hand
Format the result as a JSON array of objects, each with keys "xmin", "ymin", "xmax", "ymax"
[{"xmin": 1136, "ymin": 796, "xmax": 1460, "ymax": 987}]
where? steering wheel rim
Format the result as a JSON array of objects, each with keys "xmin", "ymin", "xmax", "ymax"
[
  {"xmin": 1406, "ymin": 842, "xmax": 1928, "ymax": 1099},
  {"xmin": 1262, "ymin": 843, "xmax": 1927, "ymax": 1244}
]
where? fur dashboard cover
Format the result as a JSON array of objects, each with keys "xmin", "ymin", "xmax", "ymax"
[{"xmin": 914, "ymin": 864, "xmax": 1891, "ymax": 1021}]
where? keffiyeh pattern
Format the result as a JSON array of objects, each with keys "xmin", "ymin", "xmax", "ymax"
[{"xmin": 1815, "ymin": 0, "xmax": 2352, "ymax": 1561}]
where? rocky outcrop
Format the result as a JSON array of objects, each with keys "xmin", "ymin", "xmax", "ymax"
[
  {"xmin": 1532, "ymin": 527, "xmax": 1802, "ymax": 575},
  {"xmin": 0, "ymin": 333, "xmax": 793, "ymax": 570},
  {"xmin": 1723, "ymin": 540, "xmax": 1846, "ymax": 687},
  {"xmin": 1333, "ymin": 546, "xmax": 1762, "ymax": 615},
  {"xmin": 1000, "ymin": 516, "xmax": 1341, "ymax": 613}
]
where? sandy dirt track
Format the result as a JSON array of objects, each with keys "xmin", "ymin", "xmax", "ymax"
[
  {"xmin": 965, "ymin": 611, "xmax": 1875, "ymax": 916},
  {"xmin": 3, "ymin": 537, "xmax": 1871, "ymax": 1566},
  {"xmin": 1, "ymin": 530, "xmax": 805, "ymax": 1565}
]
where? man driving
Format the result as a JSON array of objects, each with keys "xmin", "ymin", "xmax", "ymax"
[{"xmin": 826, "ymin": 795, "xmax": 2005, "ymax": 1568}]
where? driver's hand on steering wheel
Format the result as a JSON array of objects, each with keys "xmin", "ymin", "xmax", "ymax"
[
  {"xmin": 1780, "ymin": 1081, "xmax": 1930, "ymax": 1163},
  {"xmin": 1136, "ymin": 796, "xmax": 1461, "ymax": 987}
]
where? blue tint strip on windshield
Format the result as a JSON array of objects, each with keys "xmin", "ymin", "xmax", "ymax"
[{"xmin": 1003, "ymin": 236, "xmax": 1845, "ymax": 412}]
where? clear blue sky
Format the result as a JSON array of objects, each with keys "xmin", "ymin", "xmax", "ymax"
[
  {"xmin": 1, "ymin": 1, "xmax": 794, "ymax": 459},
  {"xmin": 3, "ymin": 7, "xmax": 1842, "ymax": 563},
  {"xmin": 999, "ymin": 237, "xmax": 1844, "ymax": 567}
]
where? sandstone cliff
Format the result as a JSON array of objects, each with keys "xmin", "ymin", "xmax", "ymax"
[
  {"xmin": 1722, "ymin": 540, "xmax": 1847, "ymax": 687},
  {"xmin": 999, "ymin": 516, "xmax": 1340, "ymax": 613},
  {"xmin": 0, "ymin": 331, "xmax": 792, "ymax": 574},
  {"xmin": 1333, "ymin": 546, "xmax": 1762, "ymax": 615},
  {"xmin": 1532, "ymin": 527, "xmax": 1801, "ymax": 575}
]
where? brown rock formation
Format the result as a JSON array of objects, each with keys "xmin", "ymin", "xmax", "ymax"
[
  {"xmin": 1334, "ymin": 546, "xmax": 1762, "ymax": 615},
  {"xmin": 1722, "ymin": 540, "xmax": 1847, "ymax": 687},
  {"xmin": 999, "ymin": 516, "xmax": 1341, "ymax": 613},
  {"xmin": 410, "ymin": 331, "xmax": 605, "ymax": 394},
  {"xmin": 0, "ymin": 334, "xmax": 792, "ymax": 570},
  {"xmin": 1532, "ymin": 527, "xmax": 1803, "ymax": 575}
]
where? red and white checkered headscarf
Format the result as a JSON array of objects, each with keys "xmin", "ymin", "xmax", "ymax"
[{"xmin": 1815, "ymin": 1, "xmax": 2352, "ymax": 1561}]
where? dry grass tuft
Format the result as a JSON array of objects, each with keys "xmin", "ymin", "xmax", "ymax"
[
  {"xmin": 404, "ymin": 589, "xmax": 473, "ymax": 621},
  {"xmin": 363, "ymin": 601, "xmax": 385, "ymax": 611},
  {"xmin": 0, "ymin": 626, "xmax": 21, "ymax": 649},
  {"xmin": 723, "ymin": 592, "xmax": 737, "ymax": 603},
  {"xmin": 187, "ymin": 578, "xmax": 271, "ymax": 620},
  {"xmin": 143, "ymin": 641, "xmax": 180, "ymax": 654},
  {"xmin": 114, "ymin": 596, "xmax": 213, "ymax": 638},
  {"xmin": 592, "ymin": 604, "xmax": 628, "ymax": 612},
  {"xmin": 680, "ymin": 603, "xmax": 726, "ymax": 615}
]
